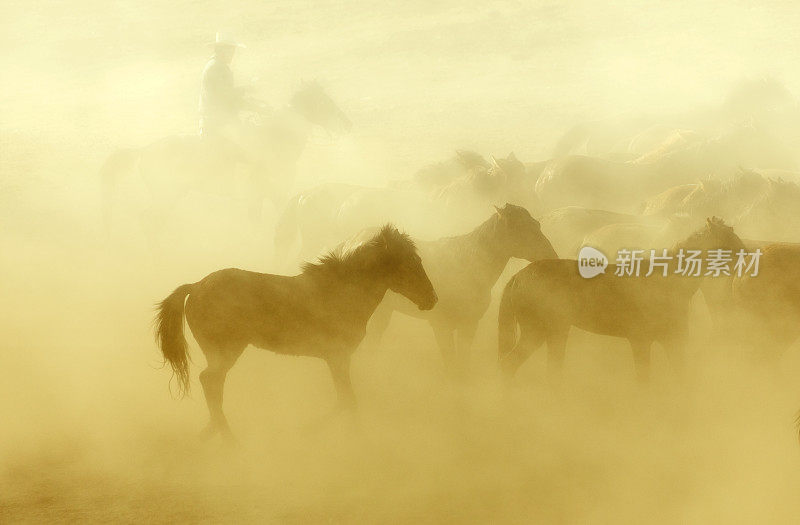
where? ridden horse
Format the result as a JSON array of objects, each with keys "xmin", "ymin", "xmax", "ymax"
[
  {"xmin": 102, "ymin": 82, "xmax": 351, "ymax": 245},
  {"xmin": 154, "ymin": 224, "xmax": 436, "ymax": 442},
  {"xmin": 498, "ymin": 217, "xmax": 745, "ymax": 382},
  {"xmin": 362, "ymin": 204, "xmax": 557, "ymax": 378}
]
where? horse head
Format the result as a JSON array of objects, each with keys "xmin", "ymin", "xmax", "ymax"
[
  {"xmin": 678, "ymin": 216, "xmax": 746, "ymax": 253},
  {"xmin": 374, "ymin": 225, "xmax": 437, "ymax": 310},
  {"xmin": 492, "ymin": 203, "xmax": 558, "ymax": 261},
  {"xmin": 291, "ymin": 81, "xmax": 352, "ymax": 134}
]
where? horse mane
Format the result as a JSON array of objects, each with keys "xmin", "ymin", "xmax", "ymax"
[
  {"xmin": 301, "ymin": 224, "xmax": 415, "ymax": 276},
  {"xmin": 439, "ymin": 204, "xmax": 533, "ymax": 257},
  {"xmin": 679, "ymin": 169, "xmax": 769, "ymax": 216}
]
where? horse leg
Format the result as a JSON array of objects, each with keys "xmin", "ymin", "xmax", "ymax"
[
  {"xmin": 660, "ymin": 334, "xmax": 687, "ymax": 379},
  {"xmin": 198, "ymin": 343, "xmax": 245, "ymax": 444},
  {"xmin": 499, "ymin": 326, "xmax": 544, "ymax": 380},
  {"xmin": 362, "ymin": 302, "xmax": 393, "ymax": 351},
  {"xmin": 545, "ymin": 328, "xmax": 569, "ymax": 388},
  {"xmin": 628, "ymin": 337, "xmax": 653, "ymax": 384},
  {"xmin": 431, "ymin": 323, "xmax": 458, "ymax": 379},
  {"xmin": 325, "ymin": 352, "xmax": 356, "ymax": 411}
]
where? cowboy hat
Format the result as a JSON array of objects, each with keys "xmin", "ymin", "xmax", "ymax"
[{"xmin": 208, "ymin": 31, "xmax": 246, "ymax": 48}]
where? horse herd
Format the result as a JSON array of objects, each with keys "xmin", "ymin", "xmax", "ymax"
[{"xmin": 141, "ymin": 80, "xmax": 800, "ymax": 442}]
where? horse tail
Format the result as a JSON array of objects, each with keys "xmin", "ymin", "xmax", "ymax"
[
  {"xmin": 498, "ymin": 274, "xmax": 520, "ymax": 361},
  {"xmin": 100, "ymin": 147, "xmax": 139, "ymax": 233},
  {"xmin": 274, "ymin": 192, "xmax": 302, "ymax": 257},
  {"xmin": 154, "ymin": 283, "xmax": 195, "ymax": 397}
]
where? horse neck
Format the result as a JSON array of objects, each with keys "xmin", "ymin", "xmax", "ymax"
[
  {"xmin": 453, "ymin": 218, "xmax": 512, "ymax": 283},
  {"xmin": 338, "ymin": 254, "xmax": 395, "ymax": 314},
  {"xmin": 667, "ymin": 232, "xmax": 741, "ymax": 295}
]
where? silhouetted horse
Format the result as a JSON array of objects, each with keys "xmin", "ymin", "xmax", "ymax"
[
  {"xmin": 363, "ymin": 204, "xmax": 556, "ymax": 378},
  {"xmin": 498, "ymin": 217, "xmax": 745, "ymax": 382},
  {"xmin": 155, "ymin": 224, "xmax": 436, "ymax": 442},
  {"xmin": 730, "ymin": 243, "xmax": 800, "ymax": 357}
]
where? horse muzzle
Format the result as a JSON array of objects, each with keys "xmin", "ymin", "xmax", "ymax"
[{"xmin": 418, "ymin": 290, "xmax": 438, "ymax": 311}]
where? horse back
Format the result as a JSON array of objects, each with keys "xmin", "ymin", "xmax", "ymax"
[{"xmin": 511, "ymin": 259, "xmax": 678, "ymax": 338}]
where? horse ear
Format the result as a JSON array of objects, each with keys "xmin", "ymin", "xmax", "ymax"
[
  {"xmin": 507, "ymin": 152, "xmax": 517, "ymax": 161},
  {"xmin": 490, "ymin": 155, "xmax": 501, "ymax": 170}
]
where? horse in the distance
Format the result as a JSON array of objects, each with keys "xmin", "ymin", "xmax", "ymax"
[
  {"xmin": 155, "ymin": 224, "xmax": 436, "ymax": 442},
  {"xmin": 360, "ymin": 204, "xmax": 556, "ymax": 378},
  {"xmin": 392, "ymin": 149, "xmax": 489, "ymax": 192},
  {"xmin": 102, "ymin": 81, "xmax": 351, "ymax": 245},
  {"xmin": 552, "ymin": 77, "xmax": 796, "ymax": 159},
  {"xmin": 498, "ymin": 217, "xmax": 746, "ymax": 383},
  {"xmin": 274, "ymin": 153, "xmax": 538, "ymax": 267},
  {"xmin": 536, "ymin": 123, "xmax": 796, "ymax": 213},
  {"xmin": 538, "ymin": 206, "xmax": 665, "ymax": 259},
  {"xmin": 641, "ymin": 170, "xmax": 800, "ymax": 243}
]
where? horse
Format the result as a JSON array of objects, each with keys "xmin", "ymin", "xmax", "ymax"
[
  {"xmin": 734, "ymin": 177, "xmax": 800, "ymax": 242},
  {"xmin": 552, "ymin": 77, "xmax": 796, "ymax": 159},
  {"xmin": 432, "ymin": 152, "xmax": 541, "ymax": 221},
  {"xmin": 392, "ymin": 149, "xmax": 490, "ymax": 192},
  {"xmin": 725, "ymin": 244, "xmax": 800, "ymax": 357},
  {"xmin": 361, "ymin": 204, "xmax": 557, "ymax": 378},
  {"xmin": 497, "ymin": 217, "xmax": 746, "ymax": 382},
  {"xmin": 581, "ymin": 214, "xmax": 702, "ymax": 263},
  {"xmin": 537, "ymin": 124, "xmax": 796, "ymax": 214},
  {"xmin": 538, "ymin": 206, "xmax": 663, "ymax": 259},
  {"xmin": 640, "ymin": 171, "xmax": 800, "ymax": 243},
  {"xmin": 639, "ymin": 168, "xmax": 772, "ymax": 218},
  {"xmin": 102, "ymin": 81, "xmax": 351, "ymax": 246},
  {"xmin": 154, "ymin": 224, "xmax": 437, "ymax": 442},
  {"xmin": 274, "ymin": 153, "xmax": 538, "ymax": 267}
]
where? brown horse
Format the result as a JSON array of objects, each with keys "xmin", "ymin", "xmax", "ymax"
[
  {"xmin": 498, "ymin": 218, "xmax": 745, "ymax": 382},
  {"xmin": 155, "ymin": 224, "xmax": 437, "ymax": 442},
  {"xmin": 730, "ymin": 243, "xmax": 800, "ymax": 356},
  {"xmin": 363, "ymin": 204, "xmax": 557, "ymax": 378}
]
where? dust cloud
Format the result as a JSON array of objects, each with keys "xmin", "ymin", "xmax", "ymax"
[{"xmin": 2, "ymin": 1, "xmax": 800, "ymax": 522}]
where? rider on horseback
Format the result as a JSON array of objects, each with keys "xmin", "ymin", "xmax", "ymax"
[{"xmin": 199, "ymin": 32, "xmax": 264, "ymax": 139}]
